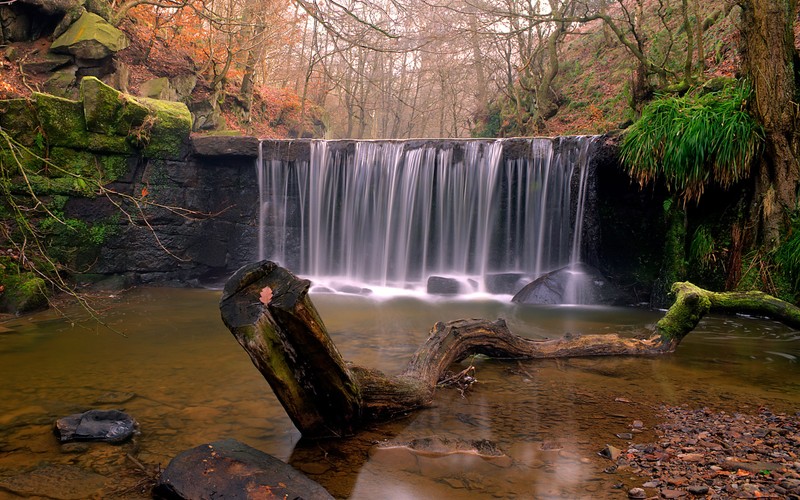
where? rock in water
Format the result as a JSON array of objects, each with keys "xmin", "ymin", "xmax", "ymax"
[
  {"xmin": 153, "ymin": 439, "xmax": 334, "ymax": 500},
  {"xmin": 54, "ymin": 409, "xmax": 137, "ymax": 443},
  {"xmin": 512, "ymin": 263, "xmax": 630, "ymax": 305}
]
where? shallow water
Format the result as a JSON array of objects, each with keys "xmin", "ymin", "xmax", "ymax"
[{"xmin": 0, "ymin": 288, "xmax": 798, "ymax": 499}]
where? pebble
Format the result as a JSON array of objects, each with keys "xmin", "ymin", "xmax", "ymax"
[
  {"xmin": 628, "ymin": 487, "xmax": 646, "ymax": 499},
  {"xmin": 687, "ymin": 485, "xmax": 709, "ymax": 495}
]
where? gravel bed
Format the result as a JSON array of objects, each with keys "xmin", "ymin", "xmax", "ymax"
[{"xmin": 614, "ymin": 406, "xmax": 800, "ymax": 499}]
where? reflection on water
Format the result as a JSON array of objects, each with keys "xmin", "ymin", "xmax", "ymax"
[{"xmin": 0, "ymin": 288, "xmax": 798, "ymax": 498}]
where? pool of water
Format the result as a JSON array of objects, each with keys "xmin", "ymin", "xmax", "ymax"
[{"xmin": 0, "ymin": 288, "xmax": 798, "ymax": 498}]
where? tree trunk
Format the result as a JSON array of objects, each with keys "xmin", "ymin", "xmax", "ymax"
[
  {"xmin": 740, "ymin": 0, "xmax": 799, "ymax": 247},
  {"xmin": 219, "ymin": 262, "xmax": 800, "ymax": 439}
]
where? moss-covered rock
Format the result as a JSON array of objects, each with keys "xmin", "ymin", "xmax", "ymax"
[
  {"xmin": 0, "ymin": 146, "xmax": 45, "ymax": 175},
  {"xmin": 49, "ymin": 147, "xmax": 103, "ymax": 176},
  {"xmin": 0, "ymin": 99, "xmax": 40, "ymax": 145},
  {"xmin": 0, "ymin": 271, "xmax": 48, "ymax": 314},
  {"xmin": 34, "ymin": 92, "xmax": 89, "ymax": 148},
  {"xmin": 81, "ymin": 76, "xmax": 148, "ymax": 136},
  {"xmin": 50, "ymin": 11, "xmax": 128, "ymax": 60},
  {"xmin": 138, "ymin": 97, "xmax": 191, "ymax": 160}
]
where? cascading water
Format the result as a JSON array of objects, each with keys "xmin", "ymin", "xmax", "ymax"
[{"xmin": 258, "ymin": 137, "xmax": 595, "ymax": 297}]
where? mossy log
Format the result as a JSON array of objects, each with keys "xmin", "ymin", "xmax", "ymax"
[
  {"xmin": 219, "ymin": 263, "xmax": 800, "ymax": 438},
  {"xmin": 655, "ymin": 281, "xmax": 800, "ymax": 341}
]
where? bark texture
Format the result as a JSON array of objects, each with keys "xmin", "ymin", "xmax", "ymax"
[
  {"xmin": 220, "ymin": 262, "xmax": 800, "ymax": 438},
  {"xmin": 740, "ymin": 0, "xmax": 799, "ymax": 246}
]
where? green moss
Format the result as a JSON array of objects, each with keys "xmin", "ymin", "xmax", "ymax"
[
  {"xmin": 137, "ymin": 97, "xmax": 191, "ymax": 160},
  {"xmin": 655, "ymin": 282, "xmax": 711, "ymax": 341},
  {"xmin": 87, "ymin": 133, "xmax": 134, "ymax": 154},
  {"xmin": 80, "ymin": 77, "xmax": 149, "ymax": 137},
  {"xmin": 81, "ymin": 76, "xmax": 123, "ymax": 135},
  {"xmin": 34, "ymin": 93, "xmax": 89, "ymax": 149},
  {"xmin": 0, "ymin": 266, "xmax": 48, "ymax": 314},
  {"xmin": 99, "ymin": 155, "xmax": 129, "ymax": 181},
  {"xmin": 0, "ymin": 145, "xmax": 45, "ymax": 174},
  {"xmin": 0, "ymin": 99, "xmax": 40, "ymax": 145},
  {"xmin": 48, "ymin": 147, "xmax": 96, "ymax": 176},
  {"xmin": 39, "ymin": 215, "xmax": 120, "ymax": 270},
  {"xmin": 20, "ymin": 174, "xmax": 94, "ymax": 196}
]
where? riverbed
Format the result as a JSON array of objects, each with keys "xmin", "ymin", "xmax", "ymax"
[{"xmin": 0, "ymin": 288, "xmax": 798, "ymax": 498}]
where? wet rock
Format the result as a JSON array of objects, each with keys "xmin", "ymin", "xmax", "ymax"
[
  {"xmin": 54, "ymin": 409, "xmax": 137, "ymax": 443},
  {"xmin": 484, "ymin": 273, "xmax": 526, "ymax": 294},
  {"xmin": 153, "ymin": 439, "xmax": 333, "ymax": 499},
  {"xmin": 512, "ymin": 263, "xmax": 630, "ymax": 305},
  {"xmin": 427, "ymin": 276, "xmax": 462, "ymax": 295},
  {"xmin": 628, "ymin": 487, "xmax": 646, "ymax": 498},
  {"xmin": 660, "ymin": 488, "xmax": 686, "ymax": 498}
]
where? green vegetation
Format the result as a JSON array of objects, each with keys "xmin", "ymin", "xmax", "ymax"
[
  {"xmin": 0, "ymin": 77, "xmax": 192, "ymax": 314},
  {"xmin": 620, "ymin": 81, "xmax": 764, "ymax": 204}
]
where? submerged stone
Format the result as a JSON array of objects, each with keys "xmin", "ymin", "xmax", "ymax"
[
  {"xmin": 369, "ymin": 436, "xmax": 513, "ymax": 477},
  {"xmin": 0, "ymin": 464, "xmax": 106, "ymax": 499},
  {"xmin": 154, "ymin": 439, "xmax": 333, "ymax": 499},
  {"xmin": 54, "ymin": 409, "xmax": 137, "ymax": 443}
]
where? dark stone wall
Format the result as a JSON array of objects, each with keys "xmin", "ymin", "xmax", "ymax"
[
  {"xmin": 66, "ymin": 136, "xmax": 263, "ymax": 287},
  {"xmin": 68, "ymin": 135, "xmax": 664, "ymax": 294}
]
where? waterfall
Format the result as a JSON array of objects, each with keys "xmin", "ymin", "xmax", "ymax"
[{"xmin": 259, "ymin": 137, "xmax": 595, "ymax": 296}]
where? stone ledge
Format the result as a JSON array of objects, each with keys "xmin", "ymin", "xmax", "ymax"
[{"xmin": 191, "ymin": 135, "xmax": 260, "ymax": 158}]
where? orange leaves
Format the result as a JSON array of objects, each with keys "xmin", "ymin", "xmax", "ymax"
[{"xmin": 259, "ymin": 286, "xmax": 273, "ymax": 305}]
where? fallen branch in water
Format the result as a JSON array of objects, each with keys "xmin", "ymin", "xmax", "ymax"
[{"xmin": 219, "ymin": 262, "xmax": 800, "ymax": 438}]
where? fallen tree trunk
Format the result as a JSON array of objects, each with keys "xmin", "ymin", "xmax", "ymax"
[{"xmin": 219, "ymin": 262, "xmax": 800, "ymax": 438}]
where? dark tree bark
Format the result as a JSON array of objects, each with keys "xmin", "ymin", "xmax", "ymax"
[
  {"xmin": 739, "ymin": 0, "xmax": 800, "ymax": 247},
  {"xmin": 219, "ymin": 262, "xmax": 800, "ymax": 439}
]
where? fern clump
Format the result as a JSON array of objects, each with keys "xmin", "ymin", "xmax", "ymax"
[{"xmin": 620, "ymin": 81, "xmax": 764, "ymax": 203}]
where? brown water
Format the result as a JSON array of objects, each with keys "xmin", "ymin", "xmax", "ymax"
[{"xmin": 0, "ymin": 288, "xmax": 798, "ymax": 499}]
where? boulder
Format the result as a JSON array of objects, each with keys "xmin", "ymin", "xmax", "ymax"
[
  {"xmin": 20, "ymin": 53, "xmax": 73, "ymax": 74},
  {"xmin": 427, "ymin": 276, "xmax": 463, "ymax": 295},
  {"xmin": 50, "ymin": 11, "xmax": 128, "ymax": 60},
  {"xmin": 80, "ymin": 76, "xmax": 148, "ymax": 136},
  {"xmin": 43, "ymin": 67, "xmax": 78, "ymax": 98},
  {"xmin": 171, "ymin": 74, "xmax": 197, "ymax": 101},
  {"xmin": 0, "ymin": 272, "xmax": 48, "ymax": 314},
  {"xmin": 138, "ymin": 97, "xmax": 192, "ymax": 160},
  {"xmin": 512, "ymin": 263, "xmax": 631, "ymax": 305},
  {"xmin": 485, "ymin": 272, "xmax": 526, "ymax": 294},
  {"xmin": 140, "ymin": 77, "xmax": 177, "ymax": 101},
  {"xmin": 191, "ymin": 135, "xmax": 259, "ymax": 158},
  {"xmin": 189, "ymin": 99, "xmax": 224, "ymax": 131},
  {"xmin": 153, "ymin": 439, "xmax": 334, "ymax": 500},
  {"xmin": 54, "ymin": 409, "xmax": 137, "ymax": 443}
]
